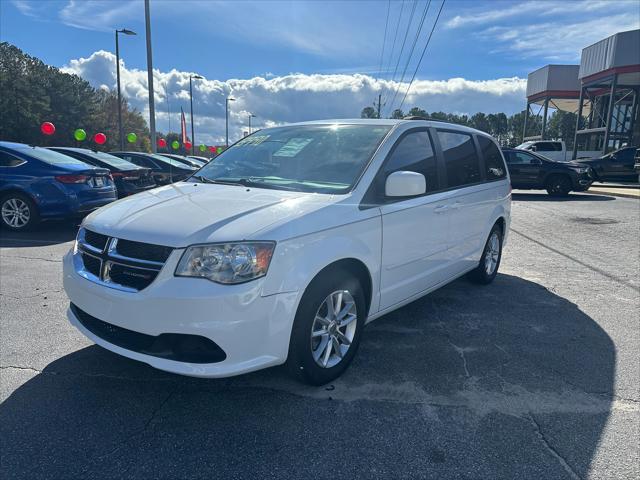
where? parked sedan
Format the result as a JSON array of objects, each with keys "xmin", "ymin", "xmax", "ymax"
[
  {"xmin": 0, "ymin": 142, "xmax": 116, "ymax": 230},
  {"xmin": 110, "ymin": 152, "xmax": 196, "ymax": 185},
  {"xmin": 578, "ymin": 146, "xmax": 639, "ymax": 183},
  {"xmin": 157, "ymin": 153, "xmax": 205, "ymax": 169},
  {"xmin": 502, "ymin": 148, "xmax": 593, "ymax": 196},
  {"xmin": 48, "ymin": 147, "xmax": 156, "ymax": 198},
  {"xmin": 187, "ymin": 155, "xmax": 210, "ymax": 164}
]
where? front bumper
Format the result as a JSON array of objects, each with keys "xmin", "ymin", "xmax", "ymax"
[{"xmin": 63, "ymin": 250, "xmax": 299, "ymax": 378}]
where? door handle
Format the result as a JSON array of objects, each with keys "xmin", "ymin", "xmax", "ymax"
[{"xmin": 434, "ymin": 205, "xmax": 449, "ymax": 214}]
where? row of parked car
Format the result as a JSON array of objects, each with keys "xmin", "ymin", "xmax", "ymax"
[
  {"xmin": 0, "ymin": 141, "xmax": 211, "ymax": 230},
  {"xmin": 502, "ymin": 144, "xmax": 640, "ymax": 196},
  {"xmin": 1, "ymin": 135, "xmax": 638, "ymax": 231}
]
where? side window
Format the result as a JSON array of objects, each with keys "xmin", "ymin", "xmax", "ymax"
[
  {"xmin": 124, "ymin": 155, "xmax": 149, "ymax": 168},
  {"xmin": 511, "ymin": 151, "xmax": 539, "ymax": 164},
  {"xmin": 0, "ymin": 151, "xmax": 26, "ymax": 167},
  {"xmin": 478, "ymin": 136, "xmax": 506, "ymax": 180},
  {"xmin": 437, "ymin": 131, "xmax": 481, "ymax": 188},
  {"xmin": 383, "ymin": 131, "xmax": 438, "ymax": 193},
  {"xmin": 536, "ymin": 142, "xmax": 559, "ymax": 152}
]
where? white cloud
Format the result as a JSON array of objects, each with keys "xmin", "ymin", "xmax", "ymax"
[
  {"xmin": 62, "ymin": 50, "xmax": 527, "ymax": 144},
  {"xmin": 482, "ymin": 14, "xmax": 640, "ymax": 61},
  {"xmin": 58, "ymin": 0, "xmax": 141, "ymax": 32},
  {"xmin": 446, "ymin": 0, "xmax": 639, "ymax": 61}
]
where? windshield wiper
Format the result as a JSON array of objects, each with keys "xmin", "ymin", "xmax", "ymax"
[
  {"xmin": 190, "ymin": 174, "xmax": 217, "ymax": 184},
  {"xmin": 214, "ymin": 177, "xmax": 299, "ymax": 191}
]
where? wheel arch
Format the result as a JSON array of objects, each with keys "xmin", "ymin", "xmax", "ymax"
[{"xmin": 303, "ymin": 258, "xmax": 374, "ymax": 317}]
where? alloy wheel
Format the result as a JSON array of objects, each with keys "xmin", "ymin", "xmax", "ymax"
[
  {"xmin": 1, "ymin": 198, "xmax": 31, "ymax": 228},
  {"xmin": 484, "ymin": 232, "xmax": 500, "ymax": 275},
  {"xmin": 310, "ymin": 290, "xmax": 358, "ymax": 368}
]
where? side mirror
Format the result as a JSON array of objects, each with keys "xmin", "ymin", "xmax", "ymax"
[
  {"xmin": 530, "ymin": 145, "xmax": 537, "ymax": 152},
  {"xmin": 385, "ymin": 171, "xmax": 426, "ymax": 197}
]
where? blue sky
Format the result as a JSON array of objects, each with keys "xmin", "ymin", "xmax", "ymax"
[{"xmin": 2, "ymin": 0, "xmax": 639, "ymax": 142}]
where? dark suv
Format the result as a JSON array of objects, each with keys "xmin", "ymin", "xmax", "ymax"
[
  {"xmin": 579, "ymin": 146, "xmax": 639, "ymax": 183},
  {"xmin": 502, "ymin": 148, "xmax": 594, "ymax": 196}
]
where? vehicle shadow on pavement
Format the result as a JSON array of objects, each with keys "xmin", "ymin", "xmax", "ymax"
[
  {"xmin": 0, "ymin": 221, "xmax": 79, "ymax": 248},
  {"xmin": 512, "ymin": 192, "xmax": 615, "ymax": 202},
  {"xmin": 0, "ymin": 274, "xmax": 616, "ymax": 479}
]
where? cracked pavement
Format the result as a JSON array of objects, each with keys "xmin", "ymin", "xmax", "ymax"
[{"xmin": 1, "ymin": 191, "xmax": 639, "ymax": 479}]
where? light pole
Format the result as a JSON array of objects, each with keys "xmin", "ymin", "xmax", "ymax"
[
  {"xmin": 115, "ymin": 28, "xmax": 136, "ymax": 150},
  {"xmin": 189, "ymin": 74, "xmax": 203, "ymax": 155},
  {"xmin": 248, "ymin": 113, "xmax": 256, "ymax": 135},
  {"xmin": 225, "ymin": 97, "xmax": 235, "ymax": 147}
]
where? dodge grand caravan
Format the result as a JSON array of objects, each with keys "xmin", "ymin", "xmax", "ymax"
[{"xmin": 64, "ymin": 119, "xmax": 511, "ymax": 385}]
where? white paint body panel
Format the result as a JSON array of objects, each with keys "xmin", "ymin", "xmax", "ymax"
[{"xmin": 64, "ymin": 119, "xmax": 511, "ymax": 378}]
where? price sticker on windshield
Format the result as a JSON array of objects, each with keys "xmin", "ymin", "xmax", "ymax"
[{"xmin": 274, "ymin": 138, "xmax": 313, "ymax": 157}]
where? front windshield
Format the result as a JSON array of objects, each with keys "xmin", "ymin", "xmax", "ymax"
[{"xmin": 190, "ymin": 124, "xmax": 391, "ymax": 193}]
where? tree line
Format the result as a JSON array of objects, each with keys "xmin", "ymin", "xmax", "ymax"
[
  {"xmin": 0, "ymin": 42, "xmax": 151, "ymax": 152},
  {"xmin": 361, "ymin": 105, "xmax": 578, "ymax": 147}
]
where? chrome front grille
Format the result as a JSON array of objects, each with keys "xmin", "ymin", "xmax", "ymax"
[{"xmin": 74, "ymin": 228, "xmax": 173, "ymax": 292}]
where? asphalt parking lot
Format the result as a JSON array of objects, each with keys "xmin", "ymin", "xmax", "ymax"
[{"xmin": 1, "ymin": 191, "xmax": 638, "ymax": 479}]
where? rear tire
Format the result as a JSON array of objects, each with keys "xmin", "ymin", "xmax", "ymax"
[
  {"xmin": 468, "ymin": 224, "xmax": 503, "ymax": 285},
  {"xmin": 286, "ymin": 269, "xmax": 366, "ymax": 385},
  {"xmin": 0, "ymin": 193, "xmax": 39, "ymax": 231},
  {"xmin": 546, "ymin": 175, "xmax": 572, "ymax": 196}
]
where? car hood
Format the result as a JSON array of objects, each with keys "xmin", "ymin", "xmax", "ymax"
[{"xmin": 82, "ymin": 182, "xmax": 335, "ymax": 247}]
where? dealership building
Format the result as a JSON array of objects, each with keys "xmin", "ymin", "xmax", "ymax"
[{"xmin": 523, "ymin": 29, "xmax": 639, "ymax": 159}]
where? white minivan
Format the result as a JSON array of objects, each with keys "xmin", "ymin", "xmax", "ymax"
[{"xmin": 64, "ymin": 119, "xmax": 511, "ymax": 385}]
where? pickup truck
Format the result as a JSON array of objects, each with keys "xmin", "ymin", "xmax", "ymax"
[{"xmin": 516, "ymin": 140, "xmax": 600, "ymax": 162}]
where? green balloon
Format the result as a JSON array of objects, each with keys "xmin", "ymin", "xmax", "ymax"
[
  {"xmin": 199, "ymin": 144, "xmax": 206, "ymax": 152},
  {"xmin": 74, "ymin": 129, "xmax": 87, "ymax": 141},
  {"xmin": 127, "ymin": 132, "xmax": 137, "ymax": 143},
  {"xmin": 171, "ymin": 140, "xmax": 180, "ymax": 150},
  {"xmin": 216, "ymin": 147, "xmax": 223, "ymax": 154}
]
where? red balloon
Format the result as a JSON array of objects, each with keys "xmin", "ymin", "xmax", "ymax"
[
  {"xmin": 41, "ymin": 122, "xmax": 55, "ymax": 135},
  {"xmin": 157, "ymin": 138, "xmax": 167, "ymax": 148},
  {"xmin": 94, "ymin": 133, "xmax": 107, "ymax": 145},
  {"xmin": 208, "ymin": 145, "xmax": 216, "ymax": 152},
  {"xmin": 184, "ymin": 141, "xmax": 192, "ymax": 151}
]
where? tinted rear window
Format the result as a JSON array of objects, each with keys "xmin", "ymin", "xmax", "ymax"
[
  {"xmin": 437, "ymin": 131, "xmax": 481, "ymax": 188},
  {"xmin": 478, "ymin": 136, "xmax": 507, "ymax": 180},
  {"xmin": 16, "ymin": 147, "xmax": 88, "ymax": 166}
]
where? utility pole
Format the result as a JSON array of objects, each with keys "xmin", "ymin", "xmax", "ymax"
[
  {"xmin": 144, "ymin": 0, "xmax": 157, "ymax": 152},
  {"xmin": 374, "ymin": 94, "xmax": 383, "ymax": 118}
]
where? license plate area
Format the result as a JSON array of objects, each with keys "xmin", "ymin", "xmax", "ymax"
[{"xmin": 93, "ymin": 177, "xmax": 105, "ymax": 187}]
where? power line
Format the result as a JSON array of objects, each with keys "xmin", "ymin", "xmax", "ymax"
[
  {"xmin": 398, "ymin": 0, "xmax": 446, "ymax": 113},
  {"xmin": 387, "ymin": 0, "xmax": 418, "ymax": 92},
  {"xmin": 386, "ymin": 0, "xmax": 432, "ymax": 116},
  {"xmin": 377, "ymin": 0, "xmax": 391, "ymax": 81},
  {"xmin": 380, "ymin": 0, "xmax": 406, "ymax": 105}
]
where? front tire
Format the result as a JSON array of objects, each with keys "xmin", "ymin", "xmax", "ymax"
[
  {"xmin": 286, "ymin": 269, "xmax": 366, "ymax": 385},
  {"xmin": 546, "ymin": 175, "xmax": 572, "ymax": 196},
  {"xmin": 1, "ymin": 193, "xmax": 39, "ymax": 231},
  {"xmin": 468, "ymin": 224, "xmax": 503, "ymax": 285}
]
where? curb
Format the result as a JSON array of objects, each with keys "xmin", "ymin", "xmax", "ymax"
[{"xmin": 588, "ymin": 189, "xmax": 640, "ymax": 200}]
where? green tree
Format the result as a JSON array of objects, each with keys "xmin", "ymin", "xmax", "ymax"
[
  {"xmin": 390, "ymin": 109, "xmax": 404, "ymax": 119},
  {"xmin": 0, "ymin": 42, "xmax": 150, "ymax": 150},
  {"xmin": 360, "ymin": 106, "xmax": 377, "ymax": 119},
  {"xmin": 470, "ymin": 112, "xmax": 491, "ymax": 133},
  {"xmin": 407, "ymin": 107, "xmax": 427, "ymax": 118}
]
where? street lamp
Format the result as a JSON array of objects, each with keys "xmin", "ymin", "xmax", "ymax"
[
  {"xmin": 115, "ymin": 28, "xmax": 136, "ymax": 150},
  {"xmin": 225, "ymin": 97, "xmax": 235, "ymax": 147},
  {"xmin": 248, "ymin": 113, "xmax": 256, "ymax": 135},
  {"xmin": 189, "ymin": 74, "xmax": 203, "ymax": 155}
]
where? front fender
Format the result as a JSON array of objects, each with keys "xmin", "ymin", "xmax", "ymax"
[{"xmin": 262, "ymin": 216, "xmax": 382, "ymax": 312}]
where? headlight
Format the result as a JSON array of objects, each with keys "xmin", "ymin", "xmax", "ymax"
[
  {"xmin": 175, "ymin": 242, "xmax": 275, "ymax": 284},
  {"xmin": 572, "ymin": 166, "xmax": 589, "ymax": 173}
]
